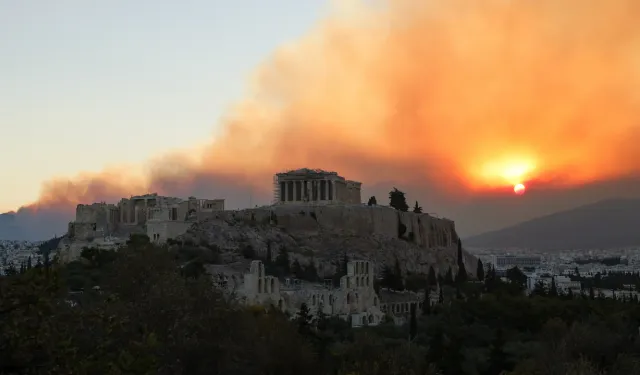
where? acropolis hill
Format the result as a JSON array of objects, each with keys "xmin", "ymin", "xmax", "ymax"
[{"xmin": 57, "ymin": 168, "xmax": 477, "ymax": 278}]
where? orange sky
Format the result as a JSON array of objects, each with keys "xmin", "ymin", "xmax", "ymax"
[{"xmin": 27, "ymin": 0, "xmax": 640, "ymax": 209}]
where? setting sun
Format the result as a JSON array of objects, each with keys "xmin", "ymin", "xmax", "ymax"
[
  {"xmin": 514, "ymin": 183, "xmax": 526, "ymax": 195},
  {"xmin": 472, "ymin": 156, "xmax": 537, "ymax": 190}
]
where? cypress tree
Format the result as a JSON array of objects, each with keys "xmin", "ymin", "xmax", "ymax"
[
  {"xmin": 265, "ymin": 241, "xmax": 272, "ymax": 264},
  {"xmin": 444, "ymin": 266, "xmax": 454, "ymax": 285},
  {"xmin": 412, "ymin": 201, "xmax": 423, "ymax": 213},
  {"xmin": 549, "ymin": 277, "xmax": 558, "ymax": 297},
  {"xmin": 394, "ymin": 258, "xmax": 404, "ymax": 290},
  {"xmin": 409, "ymin": 303, "xmax": 417, "ymax": 341},
  {"xmin": 476, "ymin": 259, "xmax": 485, "ymax": 281},
  {"xmin": 341, "ymin": 252, "xmax": 349, "ymax": 275},
  {"xmin": 455, "ymin": 239, "xmax": 468, "ymax": 284},
  {"xmin": 427, "ymin": 266, "xmax": 438, "ymax": 289},
  {"xmin": 422, "ymin": 290, "xmax": 431, "ymax": 316}
]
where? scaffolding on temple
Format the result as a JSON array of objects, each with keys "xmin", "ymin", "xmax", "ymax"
[{"xmin": 272, "ymin": 173, "xmax": 280, "ymax": 205}]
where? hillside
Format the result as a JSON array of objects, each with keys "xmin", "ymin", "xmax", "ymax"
[
  {"xmin": 464, "ymin": 198, "xmax": 640, "ymax": 250},
  {"xmin": 175, "ymin": 205, "xmax": 478, "ymax": 278}
]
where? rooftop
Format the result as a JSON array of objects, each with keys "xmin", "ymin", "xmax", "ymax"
[{"xmin": 278, "ymin": 168, "xmax": 339, "ymax": 176}]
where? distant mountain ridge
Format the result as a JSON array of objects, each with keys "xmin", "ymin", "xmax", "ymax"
[
  {"xmin": 464, "ymin": 198, "xmax": 640, "ymax": 250},
  {"xmin": 0, "ymin": 210, "xmax": 70, "ymax": 241}
]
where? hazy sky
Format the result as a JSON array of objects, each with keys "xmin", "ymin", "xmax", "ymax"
[
  {"xmin": 3, "ymin": 0, "xmax": 640, "ymax": 240},
  {"xmin": 0, "ymin": 0, "xmax": 327, "ymax": 212}
]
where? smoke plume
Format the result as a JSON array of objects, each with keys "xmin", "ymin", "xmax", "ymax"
[{"xmin": 9, "ymin": 0, "xmax": 640, "ymax": 238}]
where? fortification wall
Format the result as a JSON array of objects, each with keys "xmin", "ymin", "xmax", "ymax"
[
  {"xmin": 68, "ymin": 222, "xmax": 98, "ymax": 241},
  {"xmin": 147, "ymin": 221, "xmax": 195, "ymax": 243},
  {"xmin": 210, "ymin": 204, "xmax": 458, "ymax": 250}
]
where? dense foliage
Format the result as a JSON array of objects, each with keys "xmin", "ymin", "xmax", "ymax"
[{"xmin": 2, "ymin": 235, "xmax": 640, "ymax": 374}]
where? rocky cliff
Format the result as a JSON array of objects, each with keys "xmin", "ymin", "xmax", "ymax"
[{"xmin": 181, "ymin": 204, "xmax": 478, "ymax": 278}]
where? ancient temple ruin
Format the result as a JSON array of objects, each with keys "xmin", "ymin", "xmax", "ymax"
[
  {"xmin": 273, "ymin": 168, "xmax": 362, "ymax": 205},
  {"xmin": 210, "ymin": 259, "xmax": 388, "ymax": 327},
  {"xmin": 67, "ymin": 193, "xmax": 225, "ymax": 244}
]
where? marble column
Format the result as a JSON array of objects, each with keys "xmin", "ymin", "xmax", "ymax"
[
  {"xmin": 281, "ymin": 182, "xmax": 286, "ymax": 202},
  {"xmin": 304, "ymin": 180, "xmax": 310, "ymax": 201},
  {"xmin": 333, "ymin": 180, "xmax": 337, "ymax": 202}
]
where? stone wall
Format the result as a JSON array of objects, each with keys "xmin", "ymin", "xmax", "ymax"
[
  {"xmin": 195, "ymin": 204, "xmax": 475, "ymax": 276},
  {"xmin": 147, "ymin": 220, "xmax": 196, "ymax": 243},
  {"xmin": 210, "ymin": 204, "xmax": 456, "ymax": 245},
  {"xmin": 68, "ymin": 222, "xmax": 97, "ymax": 241}
]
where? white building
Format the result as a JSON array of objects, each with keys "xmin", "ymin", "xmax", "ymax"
[
  {"xmin": 526, "ymin": 274, "xmax": 581, "ymax": 295},
  {"xmin": 494, "ymin": 255, "xmax": 542, "ymax": 269}
]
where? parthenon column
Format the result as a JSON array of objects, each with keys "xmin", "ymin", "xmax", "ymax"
[
  {"xmin": 334, "ymin": 181, "xmax": 337, "ymax": 202},
  {"xmin": 281, "ymin": 183, "xmax": 286, "ymax": 202}
]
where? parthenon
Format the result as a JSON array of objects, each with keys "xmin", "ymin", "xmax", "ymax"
[{"xmin": 274, "ymin": 168, "xmax": 362, "ymax": 205}]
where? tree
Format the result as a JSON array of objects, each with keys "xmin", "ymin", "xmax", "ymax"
[
  {"xmin": 506, "ymin": 266, "xmax": 527, "ymax": 289},
  {"xmin": 4, "ymin": 263, "xmax": 18, "ymax": 276},
  {"xmin": 455, "ymin": 239, "xmax": 468, "ymax": 284},
  {"xmin": 389, "ymin": 188, "xmax": 409, "ymax": 212},
  {"xmin": 291, "ymin": 259, "xmax": 303, "ymax": 278},
  {"xmin": 265, "ymin": 240, "xmax": 273, "ymax": 264},
  {"xmin": 427, "ymin": 326, "xmax": 445, "ymax": 366},
  {"xmin": 444, "ymin": 267, "xmax": 454, "ymax": 285},
  {"xmin": 549, "ymin": 277, "xmax": 558, "ymax": 297},
  {"xmin": 367, "ymin": 196, "xmax": 377, "ymax": 206},
  {"xmin": 531, "ymin": 280, "xmax": 547, "ymax": 297},
  {"xmin": 427, "ymin": 266, "xmax": 438, "ymax": 290},
  {"xmin": 315, "ymin": 303, "xmax": 327, "ymax": 332},
  {"xmin": 438, "ymin": 287, "xmax": 444, "ymax": 304},
  {"xmin": 242, "ymin": 244, "xmax": 256, "ymax": 259},
  {"xmin": 422, "ymin": 291, "xmax": 431, "ymax": 316},
  {"xmin": 589, "ymin": 285, "xmax": 596, "ymax": 300},
  {"xmin": 301, "ymin": 261, "xmax": 319, "ymax": 282},
  {"xmin": 381, "ymin": 259, "xmax": 404, "ymax": 291},
  {"xmin": 296, "ymin": 303, "xmax": 313, "ymax": 336},
  {"xmin": 275, "ymin": 247, "xmax": 291, "ymax": 275},
  {"xmin": 393, "ymin": 258, "xmax": 404, "ymax": 290},
  {"xmin": 412, "ymin": 201, "xmax": 423, "ymax": 213},
  {"xmin": 341, "ymin": 252, "xmax": 349, "ymax": 276},
  {"xmin": 476, "ymin": 259, "xmax": 485, "ymax": 281},
  {"xmin": 409, "ymin": 303, "xmax": 417, "ymax": 341},
  {"xmin": 485, "ymin": 328, "xmax": 508, "ymax": 375}
]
